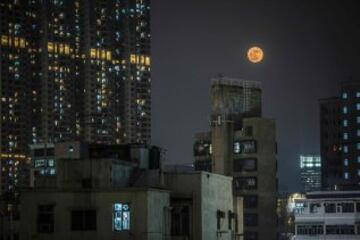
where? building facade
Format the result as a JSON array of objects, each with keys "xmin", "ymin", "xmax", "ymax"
[
  {"xmin": 340, "ymin": 81, "xmax": 360, "ymax": 189},
  {"xmin": 194, "ymin": 77, "xmax": 278, "ymax": 240},
  {"xmin": 0, "ymin": 0, "xmax": 151, "ymax": 201},
  {"xmin": 294, "ymin": 191, "xmax": 360, "ymax": 240},
  {"xmin": 319, "ymin": 97, "xmax": 342, "ymax": 190},
  {"xmin": 16, "ymin": 141, "xmax": 242, "ymax": 240},
  {"xmin": 300, "ymin": 155, "xmax": 321, "ymax": 192}
]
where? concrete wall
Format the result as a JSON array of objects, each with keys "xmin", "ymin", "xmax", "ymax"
[
  {"xmin": 236, "ymin": 118, "xmax": 277, "ymax": 240},
  {"xmin": 19, "ymin": 188, "xmax": 169, "ymax": 240},
  {"xmin": 165, "ymin": 172, "xmax": 237, "ymax": 240}
]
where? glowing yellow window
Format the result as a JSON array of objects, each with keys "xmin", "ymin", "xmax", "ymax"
[
  {"xmin": 19, "ymin": 38, "xmax": 25, "ymax": 48},
  {"xmin": 140, "ymin": 55, "xmax": 145, "ymax": 65},
  {"xmin": 59, "ymin": 44, "xmax": 63, "ymax": 54},
  {"xmin": 101, "ymin": 50, "xmax": 106, "ymax": 60},
  {"xmin": 106, "ymin": 51, "xmax": 112, "ymax": 61},
  {"xmin": 145, "ymin": 56, "xmax": 150, "ymax": 66},
  {"xmin": 48, "ymin": 42, "xmax": 54, "ymax": 52},
  {"xmin": 1, "ymin": 35, "xmax": 8, "ymax": 45},
  {"xmin": 64, "ymin": 45, "xmax": 70, "ymax": 55},
  {"xmin": 90, "ymin": 48, "xmax": 96, "ymax": 58},
  {"xmin": 130, "ymin": 54, "xmax": 136, "ymax": 64},
  {"xmin": 14, "ymin": 37, "xmax": 19, "ymax": 47}
]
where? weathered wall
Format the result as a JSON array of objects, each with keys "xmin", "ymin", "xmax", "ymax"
[{"xmin": 19, "ymin": 188, "xmax": 169, "ymax": 240}]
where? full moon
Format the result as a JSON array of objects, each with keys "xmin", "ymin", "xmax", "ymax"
[{"xmin": 247, "ymin": 46, "xmax": 264, "ymax": 63}]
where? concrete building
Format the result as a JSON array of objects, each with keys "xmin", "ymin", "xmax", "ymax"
[
  {"xmin": 165, "ymin": 171, "xmax": 243, "ymax": 240},
  {"xmin": 211, "ymin": 77, "xmax": 262, "ymax": 121},
  {"xmin": 300, "ymin": 155, "xmax": 321, "ymax": 192},
  {"xmin": 194, "ymin": 77, "xmax": 278, "ymax": 240},
  {"xmin": 319, "ymin": 97, "xmax": 342, "ymax": 190},
  {"xmin": 340, "ymin": 81, "xmax": 360, "ymax": 189},
  {"xmin": 294, "ymin": 191, "xmax": 360, "ymax": 240},
  {"xmin": 0, "ymin": 0, "xmax": 151, "ymax": 203},
  {"xmin": 16, "ymin": 141, "xmax": 243, "ymax": 240}
]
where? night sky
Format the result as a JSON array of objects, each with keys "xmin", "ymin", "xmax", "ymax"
[{"xmin": 151, "ymin": 0, "xmax": 360, "ymax": 191}]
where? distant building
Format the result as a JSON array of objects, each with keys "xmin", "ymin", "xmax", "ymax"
[
  {"xmin": 194, "ymin": 77, "xmax": 278, "ymax": 240},
  {"xmin": 17, "ymin": 141, "xmax": 243, "ymax": 240},
  {"xmin": 294, "ymin": 191, "xmax": 360, "ymax": 240},
  {"xmin": 211, "ymin": 77, "xmax": 262, "ymax": 121},
  {"xmin": 319, "ymin": 97, "xmax": 342, "ymax": 190},
  {"xmin": 300, "ymin": 155, "xmax": 321, "ymax": 192},
  {"xmin": 340, "ymin": 81, "xmax": 360, "ymax": 189}
]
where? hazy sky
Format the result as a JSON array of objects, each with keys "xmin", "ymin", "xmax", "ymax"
[{"xmin": 151, "ymin": 0, "xmax": 360, "ymax": 191}]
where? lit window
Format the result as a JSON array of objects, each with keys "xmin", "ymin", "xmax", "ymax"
[
  {"xmin": 113, "ymin": 203, "xmax": 130, "ymax": 231},
  {"xmin": 68, "ymin": 146, "xmax": 74, "ymax": 153},
  {"xmin": 342, "ymin": 92, "xmax": 348, "ymax": 99},
  {"xmin": 48, "ymin": 42, "xmax": 54, "ymax": 52},
  {"xmin": 234, "ymin": 142, "xmax": 241, "ymax": 154},
  {"xmin": 35, "ymin": 159, "xmax": 45, "ymax": 168},
  {"xmin": 90, "ymin": 48, "xmax": 96, "ymax": 58},
  {"xmin": 343, "ymin": 119, "xmax": 348, "ymax": 127},
  {"xmin": 343, "ymin": 106, "xmax": 348, "ymax": 114},
  {"xmin": 145, "ymin": 56, "xmax": 150, "ymax": 66},
  {"xmin": 1, "ymin": 35, "xmax": 8, "ymax": 45},
  {"xmin": 344, "ymin": 159, "xmax": 349, "ymax": 166},
  {"xmin": 106, "ymin": 51, "xmax": 111, "ymax": 61},
  {"xmin": 344, "ymin": 133, "xmax": 349, "ymax": 140},
  {"xmin": 357, "ymin": 103, "xmax": 360, "ymax": 111},
  {"xmin": 48, "ymin": 159, "xmax": 55, "ymax": 167},
  {"xmin": 357, "ymin": 92, "xmax": 360, "ymax": 98},
  {"xmin": 344, "ymin": 172, "xmax": 349, "ymax": 180},
  {"xmin": 344, "ymin": 145, "xmax": 349, "ymax": 153},
  {"xmin": 358, "ymin": 156, "xmax": 360, "ymax": 163}
]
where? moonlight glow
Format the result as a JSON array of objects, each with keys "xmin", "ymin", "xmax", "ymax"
[{"xmin": 247, "ymin": 46, "xmax": 264, "ymax": 63}]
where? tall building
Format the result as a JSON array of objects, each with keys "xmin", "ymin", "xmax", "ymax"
[
  {"xmin": 319, "ymin": 97, "xmax": 342, "ymax": 190},
  {"xmin": 0, "ymin": 1, "xmax": 151, "ymax": 200},
  {"xmin": 340, "ymin": 81, "xmax": 360, "ymax": 189},
  {"xmin": 299, "ymin": 155, "xmax": 321, "ymax": 192},
  {"xmin": 194, "ymin": 77, "xmax": 278, "ymax": 240},
  {"xmin": 211, "ymin": 77, "xmax": 262, "ymax": 122}
]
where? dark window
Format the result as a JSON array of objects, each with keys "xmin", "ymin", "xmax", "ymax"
[
  {"xmin": 244, "ymin": 195, "xmax": 258, "ymax": 208},
  {"xmin": 244, "ymin": 231, "xmax": 258, "ymax": 240},
  {"xmin": 324, "ymin": 203, "xmax": 336, "ymax": 213},
  {"xmin": 234, "ymin": 158, "xmax": 257, "ymax": 172},
  {"xmin": 326, "ymin": 225, "xmax": 355, "ymax": 235},
  {"xmin": 244, "ymin": 126, "xmax": 253, "ymax": 137},
  {"xmin": 297, "ymin": 225, "xmax": 323, "ymax": 235},
  {"xmin": 34, "ymin": 149, "xmax": 45, "ymax": 157},
  {"xmin": 194, "ymin": 160, "xmax": 212, "ymax": 172},
  {"xmin": 244, "ymin": 213, "xmax": 258, "ymax": 226},
  {"xmin": 342, "ymin": 203, "xmax": 354, "ymax": 213},
  {"xmin": 234, "ymin": 177, "xmax": 257, "ymax": 190},
  {"xmin": 37, "ymin": 205, "xmax": 54, "ymax": 233},
  {"xmin": 71, "ymin": 210, "xmax": 96, "ymax": 231},
  {"xmin": 171, "ymin": 205, "xmax": 190, "ymax": 236},
  {"xmin": 46, "ymin": 148, "xmax": 54, "ymax": 156},
  {"xmin": 356, "ymin": 202, "xmax": 360, "ymax": 212}
]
